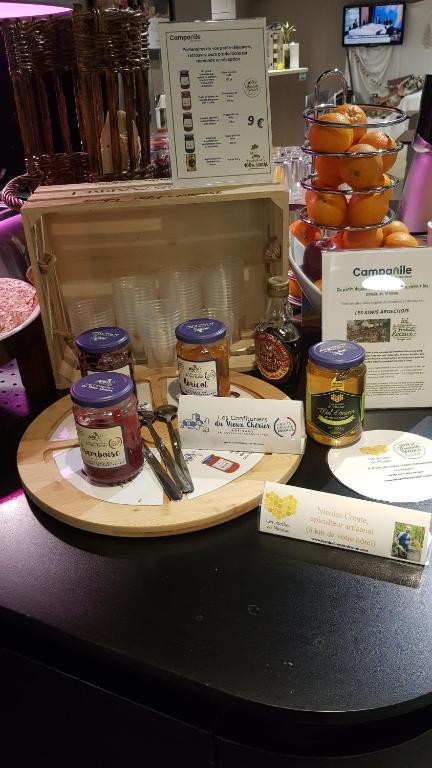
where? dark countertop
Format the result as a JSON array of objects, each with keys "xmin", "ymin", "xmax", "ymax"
[{"xmin": 1, "ymin": 364, "xmax": 432, "ymax": 759}]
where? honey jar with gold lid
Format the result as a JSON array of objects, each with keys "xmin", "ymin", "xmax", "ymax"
[{"xmin": 306, "ymin": 340, "xmax": 366, "ymax": 447}]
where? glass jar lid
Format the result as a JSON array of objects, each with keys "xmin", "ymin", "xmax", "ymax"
[
  {"xmin": 309, "ymin": 340, "xmax": 365, "ymax": 370},
  {"xmin": 175, "ymin": 318, "xmax": 226, "ymax": 344},
  {"xmin": 70, "ymin": 372, "xmax": 133, "ymax": 408},
  {"xmin": 75, "ymin": 326, "xmax": 129, "ymax": 353}
]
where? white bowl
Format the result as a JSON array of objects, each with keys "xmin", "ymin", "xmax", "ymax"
[
  {"xmin": 288, "ymin": 233, "xmax": 322, "ymax": 312},
  {"xmin": 0, "ymin": 302, "xmax": 40, "ymax": 342}
]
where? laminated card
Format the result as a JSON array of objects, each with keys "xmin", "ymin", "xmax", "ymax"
[
  {"xmin": 260, "ymin": 482, "xmax": 431, "ymax": 565},
  {"xmin": 178, "ymin": 396, "xmax": 305, "ymax": 454},
  {"xmin": 322, "ymin": 247, "xmax": 432, "ymax": 408},
  {"xmin": 159, "ymin": 18, "xmax": 272, "ymax": 186}
]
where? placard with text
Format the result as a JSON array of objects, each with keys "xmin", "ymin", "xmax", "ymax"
[
  {"xmin": 322, "ymin": 247, "xmax": 432, "ymax": 409},
  {"xmin": 260, "ymin": 482, "xmax": 431, "ymax": 565},
  {"xmin": 160, "ymin": 19, "xmax": 272, "ymax": 186}
]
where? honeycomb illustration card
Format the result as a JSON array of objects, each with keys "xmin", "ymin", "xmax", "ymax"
[{"xmin": 259, "ymin": 482, "xmax": 431, "ymax": 565}]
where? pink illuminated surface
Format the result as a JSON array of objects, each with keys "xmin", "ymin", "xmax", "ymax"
[{"xmin": 0, "ymin": 3, "xmax": 71, "ymax": 19}]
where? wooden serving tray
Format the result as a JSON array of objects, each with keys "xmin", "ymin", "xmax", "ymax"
[{"xmin": 17, "ymin": 368, "xmax": 302, "ymax": 537}]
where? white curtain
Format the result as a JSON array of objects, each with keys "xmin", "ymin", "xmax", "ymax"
[{"xmin": 346, "ymin": 0, "xmax": 432, "ymax": 100}]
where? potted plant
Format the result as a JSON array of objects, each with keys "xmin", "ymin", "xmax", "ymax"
[{"xmin": 282, "ymin": 22, "xmax": 296, "ymax": 69}]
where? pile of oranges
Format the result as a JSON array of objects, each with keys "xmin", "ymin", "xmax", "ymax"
[{"xmin": 304, "ymin": 104, "xmax": 418, "ymax": 248}]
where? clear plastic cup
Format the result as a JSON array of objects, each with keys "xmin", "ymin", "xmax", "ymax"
[
  {"xmin": 113, "ymin": 275, "xmax": 158, "ymax": 359},
  {"xmin": 140, "ymin": 302, "xmax": 180, "ymax": 369},
  {"xmin": 68, "ymin": 298, "xmax": 115, "ymax": 338},
  {"xmin": 284, "ymin": 151, "xmax": 312, "ymax": 204},
  {"xmin": 200, "ymin": 307, "xmax": 238, "ymax": 345},
  {"xmin": 202, "ymin": 258, "xmax": 244, "ymax": 321},
  {"xmin": 158, "ymin": 266, "xmax": 202, "ymax": 322}
]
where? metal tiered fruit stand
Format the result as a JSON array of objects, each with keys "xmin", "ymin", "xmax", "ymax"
[
  {"xmin": 300, "ymin": 68, "xmax": 406, "ymax": 234},
  {"xmin": 288, "ymin": 68, "xmax": 406, "ymax": 311}
]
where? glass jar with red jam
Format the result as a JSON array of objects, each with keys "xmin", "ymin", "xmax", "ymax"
[
  {"xmin": 70, "ymin": 372, "xmax": 143, "ymax": 485},
  {"xmin": 76, "ymin": 326, "xmax": 134, "ymax": 381},
  {"xmin": 175, "ymin": 318, "xmax": 230, "ymax": 396}
]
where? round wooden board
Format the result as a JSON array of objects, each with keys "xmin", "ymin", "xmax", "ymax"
[{"xmin": 17, "ymin": 369, "xmax": 302, "ymax": 537}]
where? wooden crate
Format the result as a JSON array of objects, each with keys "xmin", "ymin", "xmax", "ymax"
[{"xmin": 22, "ymin": 179, "xmax": 288, "ymax": 389}]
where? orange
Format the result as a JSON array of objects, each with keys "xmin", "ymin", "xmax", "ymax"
[
  {"xmin": 342, "ymin": 228, "xmax": 384, "ymax": 249},
  {"xmin": 306, "ymin": 191, "xmax": 347, "ymax": 228},
  {"xmin": 340, "ymin": 143, "xmax": 383, "ymax": 189},
  {"xmin": 383, "ymin": 232, "xmax": 418, "ymax": 248},
  {"xmin": 309, "ymin": 112, "xmax": 354, "ymax": 153},
  {"xmin": 348, "ymin": 191, "xmax": 388, "ymax": 227},
  {"xmin": 363, "ymin": 130, "xmax": 398, "ymax": 172},
  {"xmin": 334, "ymin": 103, "xmax": 368, "ymax": 143},
  {"xmin": 381, "ymin": 219, "xmax": 409, "ymax": 239},
  {"xmin": 328, "ymin": 231, "xmax": 345, "ymax": 249},
  {"xmin": 311, "ymin": 175, "xmax": 334, "ymax": 190},
  {"xmin": 378, "ymin": 173, "xmax": 393, "ymax": 199},
  {"xmin": 289, "ymin": 219, "xmax": 321, "ymax": 247},
  {"xmin": 304, "ymin": 181, "xmax": 333, "ymax": 205},
  {"xmin": 314, "ymin": 279, "xmax": 322, "ymax": 291},
  {"xmin": 314, "ymin": 156, "xmax": 342, "ymax": 187}
]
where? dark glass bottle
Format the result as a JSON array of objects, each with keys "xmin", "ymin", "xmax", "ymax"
[{"xmin": 255, "ymin": 276, "xmax": 302, "ymax": 389}]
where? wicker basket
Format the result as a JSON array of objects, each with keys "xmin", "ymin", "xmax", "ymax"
[
  {"xmin": 1, "ymin": 3, "xmax": 152, "ymax": 187},
  {"xmin": 73, "ymin": 3, "xmax": 151, "ymax": 181},
  {"xmin": 1, "ymin": 12, "xmax": 88, "ymax": 186}
]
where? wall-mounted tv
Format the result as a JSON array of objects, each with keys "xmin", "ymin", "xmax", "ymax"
[{"xmin": 343, "ymin": 4, "xmax": 406, "ymax": 46}]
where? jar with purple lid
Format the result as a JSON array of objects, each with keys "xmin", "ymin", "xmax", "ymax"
[
  {"xmin": 76, "ymin": 326, "xmax": 134, "ymax": 383},
  {"xmin": 306, "ymin": 340, "xmax": 366, "ymax": 447},
  {"xmin": 175, "ymin": 318, "xmax": 230, "ymax": 396},
  {"xmin": 71, "ymin": 372, "xmax": 143, "ymax": 485}
]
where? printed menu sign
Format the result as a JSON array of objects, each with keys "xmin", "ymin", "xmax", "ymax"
[
  {"xmin": 322, "ymin": 247, "xmax": 432, "ymax": 409},
  {"xmin": 160, "ymin": 19, "xmax": 272, "ymax": 186}
]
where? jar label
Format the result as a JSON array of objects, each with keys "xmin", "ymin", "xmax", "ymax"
[
  {"xmin": 87, "ymin": 365, "xmax": 130, "ymax": 377},
  {"xmin": 76, "ymin": 424, "xmax": 127, "ymax": 468},
  {"xmin": 255, "ymin": 332, "xmax": 291, "ymax": 380},
  {"xmin": 309, "ymin": 390, "xmax": 364, "ymax": 438},
  {"xmin": 178, "ymin": 357, "xmax": 218, "ymax": 395}
]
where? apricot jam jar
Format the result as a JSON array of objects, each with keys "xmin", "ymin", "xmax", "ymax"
[
  {"xmin": 70, "ymin": 372, "xmax": 143, "ymax": 485},
  {"xmin": 306, "ymin": 340, "xmax": 366, "ymax": 447},
  {"xmin": 175, "ymin": 318, "xmax": 230, "ymax": 396},
  {"xmin": 76, "ymin": 326, "xmax": 134, "ymax": 381}
]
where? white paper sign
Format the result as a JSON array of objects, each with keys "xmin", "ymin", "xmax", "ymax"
[
  {"xmin": 54, "ymin": 448, "xmax": 164, "ymax": 506},
  {"xmin": 328, "ymin": 429, "xmax": 432, "ymax": 503},
  {"xmin": 160, "ymin": 19, "xmax": 272, "ymax": 186},
  {"xmin": 260, "ymin": 482, "xmax": 431, "ymax": 565},
  {"xmin": 178, "ymin": 395, "xmax": 306, "ymax": 454},
  {"xmin": 322, "ymin": 247, "xmax": 432, "ymax": 408}
]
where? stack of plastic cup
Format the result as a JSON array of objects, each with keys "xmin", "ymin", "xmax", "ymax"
[
  {"xmin": 140, "ymin": 301, "xmax": 180, "ymax": 368},
  {"xmin": 200, "ymin": 306, "xmax": 238, "ymax": 347},
  {"xmin": 112, "ymin": 275, "xmax": 157, "ymax": 359},
  {"xmin": 158, "ymin": 266, "xmax": 202, "ymax": 323},
  {"xmin": 202, "ymin": 257, "xmax": 244, "ymax": 328},
  {"xmin": 68, "ymin": 298, "xmax": 115, "ymax": 338}
]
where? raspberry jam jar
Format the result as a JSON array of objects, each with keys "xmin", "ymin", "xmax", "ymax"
[
  {"xmin": 175, "ymin": 318, "xmax": 230, "ymax": 396},
  {"xmin": 70, "ymin": 372, "xmax": 143, "ymax": 485},
  {"xmin": 306, "ymin": 340, "xmax": 366, "ymax": 447},
  {"xmin": 76, "ymin": 326, "xmax": 134, "ymax": 382}
]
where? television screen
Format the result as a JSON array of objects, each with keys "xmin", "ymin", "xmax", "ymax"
[{"xmin": 343, "ymin": 4, "xmax": 406, "ymax": 46}]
